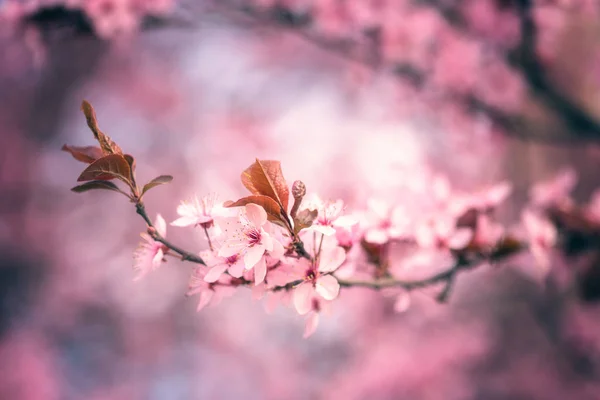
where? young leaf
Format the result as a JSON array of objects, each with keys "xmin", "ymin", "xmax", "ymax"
[
  {"xmin": 71, "ymin": 180, "xmax": 126, "ymax": 195},
  {"xmin": 142, "ymin": 175, "xmax": 173, "ymax": 195},
  {"xmin": 293, "ymin": 208, "xmax": 318, "ymax": 234},
  {"xmin": 81, "ymin": 100, "xmax": 123, "ymax": 155},
  {"xmin": 227, "ymin": 195, "xmax": 287, "ymax": 225},
  {"xmin": 77, "ymin": 154, "xmax": 132, "ymax": 183},
  {"xmin": 61, "ymin": 144, "xmax": 103, "ymax": 164},
  {"xmin": 123, "ymin": 154, "xmax": 136, "ymax": 182},
  {"xmin": 241, "ymin": 159, "xmax": 290, "ymax": 211}
]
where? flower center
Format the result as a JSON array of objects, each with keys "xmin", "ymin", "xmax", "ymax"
[
  {"xmin": 305, "ymin": 268, "xmax": 318, "ymax": 282},
  {"xmin": 244, "ymin": 227, "xmax": 262, "ymax": 246},
  {"xmin": 226, "ymin": 254, "xmax": 239, "ymax": 265}
]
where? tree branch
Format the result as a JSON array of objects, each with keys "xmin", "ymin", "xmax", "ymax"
[{"xmin": 135, "ymin": 201, "xmax": 207, "ymax": 265}]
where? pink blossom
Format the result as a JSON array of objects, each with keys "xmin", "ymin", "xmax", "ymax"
[
  {"xmin": 186, "ymin": 267, "xmax": 237, "ymax": 312},
  {"xmin": 303, "ymin": 296, "xmax": 333, "ymax": 338},
  {"xmin": 171, "ymin": 194, "xmax": 226, "ymax": 229},
  {"xmin": 304, "ymin": 196, "xmax": 357, "ymax": 236},
  {"xmin": 467, "ymin": 181, "xmax": 513, "ymax": 211},
  {"xmin": 200, "ymin": 250, "xmax": 246, "ymax": 283},
  {"xmin": 472, "ymin": 214, "xmax": 504, "ymax": 249},
  {"xmin": 132, "ymin": 214, "xmax": 167, "ymax": 281},
  {"xmin": 530, "ymin": 167, "xmax": 577, "ymax": 209},
  {"xmin": 291, "ymin": 237, "xmax": 346, "ymax": 316},
  {"xmin": 415, "ymin": 214, "xmax": 473, "ymax": 250},
  {"xmin": 522, "ymin": 209, "xmax": 557, "ymax": 271},
  {"xmin": 363, "ymin": 199, "xmax": 410, "ymax": 244},
  {"xmin": 299, "ymin": 293, "xmax": 333, "ymax": 338},
  {"xmin": 218, "ymin": 204, "xmax": 284, "ymax": 285}
]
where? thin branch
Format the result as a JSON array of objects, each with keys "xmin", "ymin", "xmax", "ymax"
[
  {"xmin": 508, "ymin": 0, "xmax": 600, "ymax": 140},
  {"xmin": 135, "ymin": 202, "xmax": 207, "ymax": 265},
  {"xmin": 336, "ymin": 260, "xmax": 476, "ymax": 292}
]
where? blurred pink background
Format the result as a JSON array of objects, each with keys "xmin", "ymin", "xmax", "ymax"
[{"xmin": 1, "ymin": 2, "xmax": 600, "ymax": 399}]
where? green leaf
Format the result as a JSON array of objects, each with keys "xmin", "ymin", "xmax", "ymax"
[
  {"xmin": 71, "ymin": 180, "xmax": 125, "ymax": 195},
  {"xmin": 142, "ymin": 175, "xmax": 173, "ymax": 195}
]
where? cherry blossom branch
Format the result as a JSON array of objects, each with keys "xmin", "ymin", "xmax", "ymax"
[
  {"xmin": 135, "ymin": 201, "xmax": 207, "ymax": 265},
  {"xmin": 509, "ymin": 0, "xmax": 600, "ymax": 140},
  {"xmin": 336, "ymin": 259, "xmax": 475, "ymax": 293}
]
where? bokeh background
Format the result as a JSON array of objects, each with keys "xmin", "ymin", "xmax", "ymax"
[{"xmin": 1, "ymin": 1, "xmax": 600, "ymax": 399}]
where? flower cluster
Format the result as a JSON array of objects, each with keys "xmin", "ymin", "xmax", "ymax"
[{"xmin": 65, "ymin": 100, "xmax": 600, "ymax": 338}]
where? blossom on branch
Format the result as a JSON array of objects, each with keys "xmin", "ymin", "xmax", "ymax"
[
  {"xmin": 218, "ymin": 204, "xmax": 285, "ymax": 285},
  {"xmin": 304, "ymin": 196, "xmax": 357, "ymax": 236},
  {"xmin": 187, "ymin": 267, "xmax": 237, "ymax": 312},
  {"xmin": 290, "ymin": 235, "xmax": 346, "ymax": 315},
  {"xmin": 132, "ymin": 214, "xmax": 167, "ymax": 281},
  {"xmin": 171, "ymin": 194, "xmax": 228, "ymax": 229},
  {"xmin": 522, "ymin": 209, "xmax": 557, "ymax": 272},
  {"xmin": 362, "ymin": 199, "xmax": 410, "ymax": 244}
]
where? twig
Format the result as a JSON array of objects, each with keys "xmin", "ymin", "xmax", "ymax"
[
  {"xmin": 336, "ymin": 260, "xmax": 475, "ymax": 295},
  {"xmin": 135, "ymin": 202, "xmax": 206, "ymax": 265}
]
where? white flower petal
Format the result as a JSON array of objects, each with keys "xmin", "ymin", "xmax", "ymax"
[
  {"xmin": 315, "ymin": 275, "xmax": 340, "ymax": 300},
  {"xmin": 204, "ymin": 263, "xmax": 229, "ymax": 283},
  {"xmin": 246, "ymin": 203, "xmax": 268, "ymax": 227},
  {"xmin": 244, "ymin": 245, "xmax": 265, "ymax": 269},
  {"xmin": 293, "ymin": 283, "xmax": 314, "ymax": 315},
  {"xmin": 154, "ymin": 214, "xmax": 167, "ymax": 237}
]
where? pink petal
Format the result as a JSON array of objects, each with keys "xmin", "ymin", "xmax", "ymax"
[
  {"xmin": 218, "ymin": 242, "xmax": 245, "ymax": 258},
  {"xmin": 333, "ymin": 215, "xmax": 358, "ymax": 228},
  {"xmin": 253, "ymin": 257, "xmax": 267, "ymax": 285},
  {"xmin": 415, "ymin": 223, "xmax": 436, "ymax": 248},
  {"xmin": 318, "ymin": 246, "xmax": 346, "ymax": 273},
  {"xmin": 244, "ymin": 245, "xmax": 265, "ymax": 269},
  {"xmin": 368, "ymin": 199, "xmax": 389, "ymax": 220},
  {"xmin": 261, "ymin": 232, "xmax": 274, "ymax": 252},
  {"xmin": 196, "ymin": 290, "xmax": 214, "ymax": 312},
  {"xmin": 154, "ymin": 214, "xmax": 167, "ymax": 237},
  {"xmin": 315, "ymin": 274, "xmax": 340, "ymax": 300},
  {"xmin": 293, "ymin": 283, "xmax": 313, "ymax": 315},
  {"xmin": 152, "ymin": 248, "xmax": 164, "ymax": 268},
  {"xmin": 312, "ymin": 225, "xmax": 337, "ymax": 236},
  {"xmin": 303, "ymin": 312, "xmax": 320, "ymax": 338},
  {"xmin": 204, "ymin": 263, "xmax": 229, "ymax": 283},
  {"xmin": 485, "ymin": 181, "xmax": 512, "ymax": 206},
  {"xmin": 170, "ymin": 216, "xmax": 197, "ymax": 227},
  {"xmin": 245, "ymin": 203, "xmax": 267, "ymax": 227},
  {"xmin": 270, "ymin": 239, "xmax": 285, "ymax": 259},
  {"xmin": 228, "ymin": 258, "xmax": 245, "ymax": 278},
  {"xmin": 448, "ymin": 228, "xmax": 473, "ymax": 249},
  {"xmin": 364, "ymin": 228, "xmax": 389, "ymax": 244}
]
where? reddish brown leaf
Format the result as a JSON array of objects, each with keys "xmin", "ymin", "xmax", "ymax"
[
  {"xmin": 71, "ymin": 180, "xmax": 125, "ymax": 195},
  {"xmin": 142, "ymin": 175, "xmax": 173, "ymax": 195},
  {"xmin": 61, "ymin": 144, "xmax": 103, "ymax": 164},
  {"xmin": 81, "ymin": 100, "xmax": 123, "ymax": 155},
  {"xmin": 293, "ymin": 208, "xmax": 318, "ymax": 234},
  {"xmin": 123, "ymin": 154, "xmax": 136, "ymax": 181},
  {"xmin": 227, "ymin": 195, "xmax": 286, "ymax": 225},
  {"xmin": 241, "ymin": 159, "xmax": 290, "ymax": 211},
  {"xmin": 77, "ymin": 154, "xmax": 132, "ymax": 184}
]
